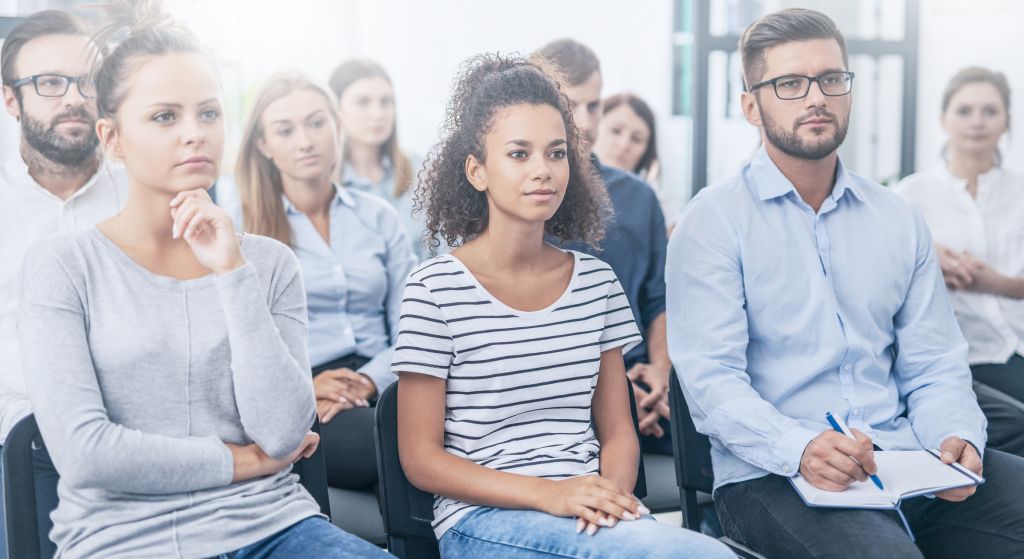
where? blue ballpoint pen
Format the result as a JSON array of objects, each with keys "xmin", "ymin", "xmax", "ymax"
[{"xmin": 825, "ymin": 411, "xmax": 885, "ymax": 490}]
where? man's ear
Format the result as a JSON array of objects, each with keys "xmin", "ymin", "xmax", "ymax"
[
  {"xmin": 465, "ymin": 154, "xmax": 488, "ymax": 193},
  {"xmin": 741, "ymin": 91, "xmax": 763, "ymax": 127},
  {"xmin": 96, "ymin": 117, "xmax": 123, "ymax": 160},
  {"xmin": 4, "ymin": 85, "xmax": 21, "ymax": 120}
]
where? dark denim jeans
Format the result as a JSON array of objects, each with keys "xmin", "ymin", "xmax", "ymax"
[
  {"xmin": 213, "ymin": 517, "xmax": 388, "ymax": 559},
  {"xmin": 714, "ymin": 449, "xmax": 1024, "ymax": 558}
]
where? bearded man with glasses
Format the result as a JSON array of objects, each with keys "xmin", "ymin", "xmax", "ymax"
[
  {"xmin": 0, "ymin": 12, "xmax": 128, "ymax": 557},
  {"xmin": 667, "ymin": 8, "xmax": 1024, "ymax": 558}
]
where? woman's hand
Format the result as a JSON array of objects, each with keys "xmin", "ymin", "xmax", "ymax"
[
  {"xmin": 170, "ymin": 189, "xmax": 245, "ymax": 275},
  {"xmin": 536, "ymin": 475, "xmax": 648, "ymax": 535},
  {"xmin": 227, "ymin": 431, "xmax": 320, "ymax": 483},
  {"xmin": 313, "ymin": 368, "xmax": 377, "ymax": 423},
  {"xmin": 935, "ymin": 244, "xmax": 980, "ymax": 290}
]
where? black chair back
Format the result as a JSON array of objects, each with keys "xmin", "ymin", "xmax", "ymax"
[
  {"xmin": 1, "ymin": 415, "xmax": 331, "ymax": 559},
  {"xmin": 668, "ymin": 372, "xmax": 715, "ymax": 530},
  {"xmin": 375, "ymin": 379, "xmax": 647, "ymax": 559},
  {"xmin": 2, "ymin": 415, "xmax": 57, "ymax": 559},
  {"xmin": 292, "ymin": 417, "xmax": 332, "ymax": 517}
]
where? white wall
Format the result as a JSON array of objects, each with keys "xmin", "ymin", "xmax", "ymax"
[
  {"xmin": 0, "ymin": 0, "xmax": 1020, "ymax": 203},
  {"xmin": 166, "ymin": 0, "xmax": 679, "ymax": 207},
  {"xmin": 915, "ymin": 0, "xmax": 1024, "ymax": 174}
]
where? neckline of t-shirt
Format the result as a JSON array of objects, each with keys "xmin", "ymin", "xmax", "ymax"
[
  {"xmin": 444, "ymin": 250, "xmax": 581, "ymax": 318},
  {"xmin": 88, "ymin": 227, "xmax": 225, "ymax": 289}
]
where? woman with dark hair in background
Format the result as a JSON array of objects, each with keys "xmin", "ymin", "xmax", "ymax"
[
  {"xmin": 895, "ymin": 66, "xmax": 1024, "ymax": 457},
  {"xmin": 235, "ymin": 72, "xmax": 416, "ymax": 492},
  {"xmin": 593, "ymin": 93, "xmax": 659, "ymax": 184},
  {"xmin": 16, "ymin": 2, "xmax": 390, "ymax": 556},
  {"xmin": 593, "ymin": 92, "xmax": 676, "ymax": 228},
  {"xmin": 328, "ymin": 58, "xmax": 432, "ymax": 258}
]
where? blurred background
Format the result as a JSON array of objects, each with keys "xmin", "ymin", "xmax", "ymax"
[{"xmin": 0, "ymin": 0, "xmax": 1020, "ymax": 216}]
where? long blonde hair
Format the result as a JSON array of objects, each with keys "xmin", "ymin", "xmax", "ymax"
[{"xmin": 236, "ymin": 72, "xmax": 340, "ymax": 246}]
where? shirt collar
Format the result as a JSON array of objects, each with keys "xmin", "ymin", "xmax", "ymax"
[
  {"xmin": 281, "ymin": 183, "xmax": 354, "ymax": 215},
  {"xmin": 341, "ymin": 156, "xmax": 394, "ymax": 187},
  {"xmin": 7, "ymin": 156, "xmax": 108, "ymax": 203},
  {"xmin": 937, "ymin": 164, "xmax": 1004, "ymax": 194},
  {"xmin": 750, "ymin": 146, "xmax": 862, "ymax": 204}
]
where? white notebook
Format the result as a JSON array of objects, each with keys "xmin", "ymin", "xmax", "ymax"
[{"xmin": 790, "ymin": 450, "xmax": 985, "ymax": 509}]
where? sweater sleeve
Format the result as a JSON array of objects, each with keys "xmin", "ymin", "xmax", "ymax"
[
  {"xmin": 218, "ymin": 240, "xmax": 316, "ymax": 460},
  {"xmin": 18, "ymin": 242, "xmax": 234, "ymax": 494}
]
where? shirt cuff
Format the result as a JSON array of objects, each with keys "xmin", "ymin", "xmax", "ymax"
[
  {"xmin": 771, "ymin": 425, "xmax": 819, "ymax": 477},
  {"xmin": 358, "ymin": 351, "xmax": 397, "ymax": 396}
]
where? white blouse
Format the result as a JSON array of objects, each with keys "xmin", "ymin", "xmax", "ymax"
[{"xmin": 894, "ymin": 165, "xmax": 1024, "ymax": 365}]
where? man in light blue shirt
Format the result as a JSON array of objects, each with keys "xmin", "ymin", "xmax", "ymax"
[{"xmin": 668, "ymin": 8, "xmax": 1024, "ymax": 558}]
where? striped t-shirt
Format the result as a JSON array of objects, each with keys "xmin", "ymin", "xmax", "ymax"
[{"xmin": 390, "ymin": 250, "xmax": 642, "ymax": 538}]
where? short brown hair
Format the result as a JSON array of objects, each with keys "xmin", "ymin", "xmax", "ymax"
[
  {"xmin": 739, "ymin": 8, "xmax": 848, "ymax": 89},
  {"xmin": 1, "ymin": 10, "xmax": 90, "ymax": 87},
  {"xmin": 534, "ymin": 38, "xmax": 601, "ymax": 87}
]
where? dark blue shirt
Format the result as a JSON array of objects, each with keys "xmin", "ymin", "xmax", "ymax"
[{"xmin": 563, "ymin": 158, "xmax": 668, "ymax": 367}]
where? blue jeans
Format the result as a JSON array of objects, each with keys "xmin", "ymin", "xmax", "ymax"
[
  {"xmin": 439, "ymin": 507, "xmax": 734, "ymax": 559},
  {"xmin": 213, "ymin": 517, "xmax": 389, "ymax": 559}
]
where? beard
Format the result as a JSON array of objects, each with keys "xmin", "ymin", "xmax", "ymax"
[
  {"xmin": 21, "ymin": 104, "xmax": 99, "ymax": 167},
  {"xmin": 759, "ymin": 103, "xmax": 849, "ymax": 161}
]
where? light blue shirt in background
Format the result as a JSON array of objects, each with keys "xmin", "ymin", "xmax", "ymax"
[
  {"xmin": 281, "ymin": 186, "xmax": 416, "ymax": 391},
  {"xmin": 342, "ymin": 157, "xmax": 433, "ymax": 260},
  {"xmin": 666, "ymin": 148, "xmax": 987, "ymax": 491}
]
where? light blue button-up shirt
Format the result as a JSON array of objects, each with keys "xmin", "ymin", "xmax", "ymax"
[
  {"xmin": 282, "ymin": 186, "xmax": 417, "ymax": 391},
  {"xmin": 667, "ymin": 148, "xmax": 987, "ymax": 490},
  {"xmin": 342, "ymin": 157, "xmax": 432, "ymax": 260}
]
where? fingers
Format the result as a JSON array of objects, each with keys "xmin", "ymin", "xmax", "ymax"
[
  {"xmin": 652, "ymin": 398, "xmax": 671, "ymax": 420},
  {"xmin": 638, "ymin": 410, "xmax": 660, "ymax": 432},
  {"xmin": 626, "ymin": 363, "xmax": 647, "ymax": 383},
  {"xmin": 638, "ymin": 385, "xmax": 667, "ymax": 409},
  {"xmin": 319, "ymin": 384, "xmax": 369, "ymax": 406},
  {"xmin": 935, "ymin": 486, "xmax": 977, "ymax": 502},
  {"xmin": 939, "ymin": 437, "xmax": 966, "ymax": 464},
  {"xmin": 169, "ymin": 188, "xmax": 213, "ymax": 209},
  {"xmin": 823, "ymin": 452, "xmax": 868, "ymax": 483},
  {"xmin": 320, "ymin": 398, "xmax": 354, "ymax": 423},
  {"xmin": 331, "ymin": 368, "xmax": 373, "ymax": 387},
  {"xmin": 849, "ymin": 429, "xmax": 878, "ymax": 474}
]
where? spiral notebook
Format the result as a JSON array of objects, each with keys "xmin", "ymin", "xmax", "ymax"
[{"xmin": 790, "ymin": 449, "xmax": 984, "ymax": 509}]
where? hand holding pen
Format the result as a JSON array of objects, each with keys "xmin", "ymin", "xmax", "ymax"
[{"xmin": 798, "ymin": 412, "xmax": 882, "ymax": 492}]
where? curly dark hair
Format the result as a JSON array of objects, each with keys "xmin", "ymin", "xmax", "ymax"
[{"xmin": 414, "ymin": 53, "xmax": 610, "ymax": 253}]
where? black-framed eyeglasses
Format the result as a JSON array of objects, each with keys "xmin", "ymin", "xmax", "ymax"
[
  {"xmin": 12, "ymin": 74, "xmax": 96, "ymax": 99},
  {"xmin": 746, "ymin": 71, "xmax": 855, "ymax": 100}
]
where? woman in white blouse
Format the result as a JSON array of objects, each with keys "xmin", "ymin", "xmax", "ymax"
[{"xmin": 895, "ymin": 66, "xmax": 1024, "ymax": 455}]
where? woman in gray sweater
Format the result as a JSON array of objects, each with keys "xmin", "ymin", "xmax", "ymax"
[{"xmin": 16, "ymin": 2, "xmax": 390, "ymax": 558}]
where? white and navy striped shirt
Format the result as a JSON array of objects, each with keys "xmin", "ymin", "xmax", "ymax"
[{"xmin": 391, "ymin": 250, "xmax": 642, "ymax": 538}]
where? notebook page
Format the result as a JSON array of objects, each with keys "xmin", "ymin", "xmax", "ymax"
[
  {"xmin": 877, "ymin": 450, "xmax": 982, "ymax": 498},
  {"xmin": 790, "ymin": 475, "xmax": 896, "ymax": 508}
]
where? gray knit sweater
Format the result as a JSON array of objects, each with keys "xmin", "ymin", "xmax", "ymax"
[{"xmin": 17, "ymin": 228, "xmax": 321, "ymax": 558}]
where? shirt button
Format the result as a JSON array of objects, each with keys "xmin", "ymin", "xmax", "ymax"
[
  {"xmin": 853, "ymin": 409, "xmax": 861, "ymax": 416},
  {"xmin": 843, "ymin": 364, "xmax": 852, "ymax": 372}
]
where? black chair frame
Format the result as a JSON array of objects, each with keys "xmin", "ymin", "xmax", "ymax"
[{"xmin": 375, "ymin": 379, "xmax": 649, "ymax": 559}]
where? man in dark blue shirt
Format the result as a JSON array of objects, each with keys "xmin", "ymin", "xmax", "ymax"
[{"xmin": 536, "ymin": 39, "xmax": 672, "ymax": 453}]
